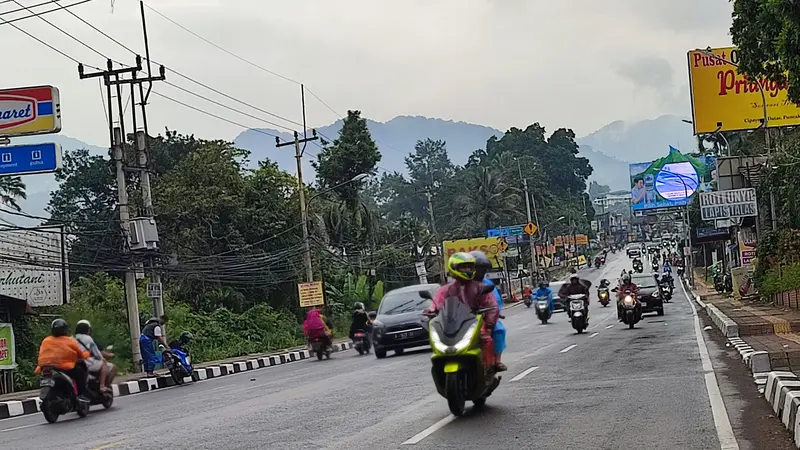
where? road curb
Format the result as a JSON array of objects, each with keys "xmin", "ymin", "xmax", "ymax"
[
  {"xmin": 0, "ymin": 341, "xmax": 353, "ymax": 421},
  {"xmin": 682, "ymin": 278, "xmax": 739, "ymax": 338}
]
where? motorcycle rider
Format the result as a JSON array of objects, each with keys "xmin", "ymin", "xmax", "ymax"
[
  {"xmin": 617, "ymin": 273, "xmax": 640, "ymax": 322},
  {"xmin": 349, "ymin": 302, "xmax": 372, "ymax": 342},
  {"xmin": 140, "ymin": 315, "xmax": 169, "ymax": 377},
  {"xmin": 522, "ymin": 284, "xmax": 532, "ymax": 302},
  {"xmin": 425, "ymin": 251, "xmax": 504, "ymax": 371},
  {"xmin": 660, "ymin": 270, "xmax": 675, "ymax": 290},
  {"xmin": 558, "ymin": 274, "xmax": 591, "ymax": 323},
  {"xmin": 74, "ymin": 320, "xmax": 115, "ymax": 393},
  {"xmin": 471, "ymin": 250, "xmax": 506, "ymax": 372},
  {"xmin": 304, "ymin": 308, "xmax": 333, "ymax": 351},
  {"xmin": 169, "ymin": 331, "xmax": 194, "ymax": 352},
  {"xmin": 35, "ymin": 319, "xmax": 91, "ymax": 402},
  {"xmin": 534, "ymin": 281, "xmax": 554, "ymax": 312}
]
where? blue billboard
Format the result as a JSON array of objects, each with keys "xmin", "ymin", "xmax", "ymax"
[
  {"xmin": 630, "ymin": 146, "xmax": 716, "ymax": 212},
  {"xmin": 0, "ymin": 142, "xmax": 62, "ymax": 176}
]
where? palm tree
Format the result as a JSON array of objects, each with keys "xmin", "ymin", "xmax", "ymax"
[
  {"xmin": 0, "ymin": 177, "xmax": 26, "ymax": 211},
  {"xmin": 454, "ymin": 166, "xmax": 520, "ymax": 235}
]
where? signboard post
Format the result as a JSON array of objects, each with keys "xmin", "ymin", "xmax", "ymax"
[
  {"xmin": 0, "ymin": 323, "xmax": 15, "ymax": 370},
  {"xmin": 414, "ymin": 261, "xmax": 428, "ymax": 285},
  {"xmin": 146, "ymin": 282, "xmax": 162, "ymax": 299},
  {"xmin": 699, "ymin": 188, "xmax": 758, "ymax": 221},
  {"xmin": 298, "ymin": 281, "xmax": 325, "ymax": 308}
]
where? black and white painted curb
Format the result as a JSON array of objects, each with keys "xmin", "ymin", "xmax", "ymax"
[
  {"xmin": 0, "ymin": 342, "xmax": 353, "ymax": 421},
  {"xmin": 763, "ymin": 371, "xmax": 800, "ymax": 448}
]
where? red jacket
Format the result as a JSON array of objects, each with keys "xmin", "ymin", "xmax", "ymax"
[{"xmin": 428, "ymin": 281, "xmax": 499, "ymax": 327}]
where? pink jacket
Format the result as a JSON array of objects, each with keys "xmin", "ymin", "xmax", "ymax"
[{"xmin": 428, "ymin": 281, "xmax": 499, "ymax": 327}]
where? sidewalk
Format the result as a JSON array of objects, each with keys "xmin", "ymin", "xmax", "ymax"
[
  {"xmin": 693, "ymin": 272, "xmax": 800, "ymax": 372},
  {"xmin": 0, "ymin": 338, "xmax": 351, "ymax": 404}
]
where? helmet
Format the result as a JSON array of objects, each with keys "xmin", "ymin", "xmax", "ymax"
[
  {"xmin": 354, "ymin": 302, "xmax": 365, "ymax": 311},
  {"xmin": 470, "ymin": 250, "xmax": 492, "ymax": 279},
  {"xmin": 447, "ymin": 252, "xmax": 477, "ymax": 281},
  {"xmin": 179, "ymin": 331, "xmax": 194, "ymax": 344},
  {"xmin": 538, "ymin": 281, "xmax": 548, "ymax": 289},
  {"xmin": 622, "ymin": 273, "xmax": 632, "ymax": 284},
  {"xmin": 75, "ymin": 319, "xmax": 92, "ymax": 335},
  {"xmin": 51, "ymin": 318, "xmax": 69, "ymax": 337}
]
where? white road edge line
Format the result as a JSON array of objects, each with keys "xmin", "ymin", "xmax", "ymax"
[
  {"xmin": 589, "ymin": 332, "xmax": 599, "ymax": 338},
  {"xmin": 681, "ymin": 281, "xmax": 740, "ymax": 450},
  {"xmin": 510, "ymin": 366, "xmax": 539, "ymax": 382},
  {"xmin": 605, "ymin": 324, "xmax": 614, "ymax": 329},
  {"xmin": 402, "ymin": 414, "xmax": 457, "ymax": 445},
  {"xmin": 560, "ymin": 344, "xmax": 577, "ymax": 353}
]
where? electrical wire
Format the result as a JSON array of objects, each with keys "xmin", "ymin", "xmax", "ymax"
[{"xmin": 0, "ymin": 0, "xmax": 94, "ymax": 26}]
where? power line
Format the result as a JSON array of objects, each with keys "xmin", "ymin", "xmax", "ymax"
[{"xmin": 0, "ymin": 0, "xmax": 94, "ymax": 27}]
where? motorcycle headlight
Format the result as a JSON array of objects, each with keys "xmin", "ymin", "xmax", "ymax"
[
  {"xmin": 623, "ymin": 296, "xmax": 634, "ymax": 305},
  {"xmin": 431, "ymin": 323, "xmax": 478, "ymax": 353}
]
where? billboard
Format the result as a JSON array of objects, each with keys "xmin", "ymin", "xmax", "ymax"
[
  {"xmin": 687, "ymin": 47, "xmax": 800, "ymax": 134},
  {"xmin": 297, "ymin": 281, "xmax": 324, "ymax": 308},
  {"xmin": 0, "ymin": 86, "xmax": 61, "ymax": 137},
  {"xmin": 0, "ymin": 226, "xmax": 69, "ymax": 307},
  {"xmin": 442, "ymin": 237, "xmax": 503, "ymax": 269},
  {"xmin": 699, "ymin": 188, "xmax": 758, "ymax": 221},
  {"xmin": 630, "ymin": 147, "xmax": 716, "ymax": 212}
]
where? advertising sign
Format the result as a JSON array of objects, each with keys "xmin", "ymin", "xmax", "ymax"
[
  {"xmin": 297, "ymin": 281, "xmax": 325, "ymax": 308},
  {"xmin": 738, "ymin": 228, "xmax": 757, "ymax": 266},
  {"xmin": 630, "ymin": 147, "xmax": 716, "ymax": 212},
  {"xmin": 732, "ymin": 266, "xmax": 757, "ymax": 299},
  {"xmin": 687, "ymin": 47, "xmax": 800, "ymax": 134},
  {"xmin": 0, "ymin": 226, "xmax": 68, "ymax": 307},
  {"xmin": 0, "ymin": 323, "xmax": 14, "ymax": 370},
  {"xmin": 692, "ymin": 227, "xmax": 730, "ymax": 245},
  {"xmin": 0, "ymin": 142, "xmax": 62, "ymax": 176},
  {"xmin": 554, "ymin": 236, "xmax": 563, "ymax": 246},
  {"xmin": 699, "ymin": 188, "xmax": 758, "ymax": 221},
  {"xmin": 442, "ymin": 237, "xmax": 504, "ymax": 269},
  {"xmin": 575, "ymin": 234, "xmax": 589, "ymax": 245},
  {"xmin": 0, "ymin": 86, "xmax": 61, "ymax": 137}
]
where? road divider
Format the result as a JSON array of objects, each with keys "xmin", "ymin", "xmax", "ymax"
[{"xmin": 0, "ymin": 341, "xmax": 353, "ymax": 421}]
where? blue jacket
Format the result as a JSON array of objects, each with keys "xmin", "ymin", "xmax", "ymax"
[
  {"xmin": 534, "ymin": 287, "xmax": 553, "ymax": 300},
  {"xmin": 483, "ymin": 278, "xmax": 502, "ymax": 311}
]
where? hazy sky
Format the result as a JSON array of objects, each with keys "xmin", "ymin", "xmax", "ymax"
[{"xmin": 0, "ymin": 0, "xmax": 734, "ymax": 147}]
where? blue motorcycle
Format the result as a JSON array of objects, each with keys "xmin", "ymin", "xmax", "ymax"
[{"xmin": 160, "ymin": 345, "xmax": 193, "ymax": 385}]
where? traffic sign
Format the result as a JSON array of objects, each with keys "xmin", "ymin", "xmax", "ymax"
[
  {"xmin": 0, "ymin": 142, "xmax": 62, "ymax": 176},
  {"xmin": 498, "ymin": 238, "xmax": 509, "ymax": 253},
  {"xmin": 524, "ymin": 222, "xmax": 538, "ymax": 236},
  {"xmin": 487, "ymin": 225, "xmax": 525, "ymax": 238}
]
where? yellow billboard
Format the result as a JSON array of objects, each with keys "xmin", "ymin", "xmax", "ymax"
[
  {"xmin": 442, "ymin": 237, "xmax": 504, "ymax": 269},
  {"xmin": 687, "ymin": 47, "xmax": 800, "ymax": 134},
  {"xmin": 298, "ymin": 281, "xmax": 325, "ymax": 308}
]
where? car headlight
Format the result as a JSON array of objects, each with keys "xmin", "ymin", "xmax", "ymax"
[
  {"xmin": 431, "ymin": 323, "xmax": 478, "ymax": 353},
  {"xmin": 373, "ymin": 320, "xmax": 384, "ymax": 336}
]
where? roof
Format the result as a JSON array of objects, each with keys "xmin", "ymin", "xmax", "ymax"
[{"xmin": 0, "ymin": 294, "xmax": 36, "ymax": 317}]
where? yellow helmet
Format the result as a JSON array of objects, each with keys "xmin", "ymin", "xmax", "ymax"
[{"xmin": 447, "ymin": 252, "xmax": 477, "ymax": 281}]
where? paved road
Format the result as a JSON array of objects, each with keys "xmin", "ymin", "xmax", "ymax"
[{"xmin": 0, "ymin": 252, "xmax": 770, "ymax": 449}]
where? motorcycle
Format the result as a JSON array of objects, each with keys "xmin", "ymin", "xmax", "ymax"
[
  {"xmin": 568, "ymin": 294, "xmax": 589, "ymax": 334},
  {"xmin": 161, "ymin": 345, "xmax": 194, "ymax": 385},
  {"xmin": 597, "ymin": 286, "xmax": 611, "ymax": 307},
  {"xmin": 651, "ymin": 260, "xmax": 659, "ymax": 272},
  {"xmin": 594, "ymin": 257, "xmax": 601, "ymax": 268},
  {"xmin": 524, "ymin": 295, "xmax": 533, "ymax": 308},
  {"xmin": 587, "ymin": 258, "xmax": 593, "ymax": 268},
  {"xmin": 676, "ymin": 265, "xmax": 685, "ymax": 277},
  {"xmin": 308, "ymin": 336, "xmax": 332, "ymax": 360},
  {"xmin": 39, "ymin": 364, "xmax": 91, "ymax": 424},
  {"xmin": 714, "ymin": 272, "xmax": 725, "ymax": 293},
  {"xmin": 534, "ymin": 295, "xmax": 552, "ymax": 324},
  {"xmin": 633, "ymin": 261, "xmax": 643, "ymax": 273},
  {"xmin": 615, "ymin": 289, "xmax": 642, "ymax": 329},
  {"xmin": 600, "ymin": 255, "xmax": 606, "ymax": 265},
  {"xmin": 724, "ymin": 271, "xmax": 733, "ymax": 293},
  {"xmin": 422, "ymin": 286, "xmax": 501, "ymax": 416},
  {"xmin": 353, "ymin": 331, "xmax": 371, "ymax": 355},
  {"xmin": 659, "ymin": 283, "xmax": 673, "ymax": 302}
]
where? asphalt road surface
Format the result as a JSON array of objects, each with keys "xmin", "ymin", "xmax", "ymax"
[{"xmin": 0, "ymin": 252, "xmax": 786, "ymax": 449}]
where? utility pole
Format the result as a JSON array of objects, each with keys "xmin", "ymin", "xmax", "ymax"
[
  {"xmin": 424, "ymin": 186, "xmax": 446, "ymax": 283},
  {"xmin": 516, "ymin": 158, "xmax": 539, "ymax": 279},
  {"xmin": 277, "ymin": 130, "xmax": 318, "ymax": 282}
]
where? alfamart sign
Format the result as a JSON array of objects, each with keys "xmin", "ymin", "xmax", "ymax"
[
  {"xmin": 0, "ymin": 85, "xmax": 61, "ymax": 137},
  {"xmin": 699, "ymin": 188, "xmax": 758, "ymax": 221}
]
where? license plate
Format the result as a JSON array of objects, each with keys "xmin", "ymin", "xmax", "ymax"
[
  {"xmin": 640, "ymin": 301, "xmax": 647, "ymax": 307},
  {"xmin": 396, "ymin": 332, "xmax": 410, "ymax": 340},
  {"xmin": 40, "ymin": 378, "xmax": 54, "ymax": 387}
]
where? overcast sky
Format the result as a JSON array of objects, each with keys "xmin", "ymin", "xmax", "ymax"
[{"xmin": 0, "ymin": 0, "xmax": 734, "ymax": 147}]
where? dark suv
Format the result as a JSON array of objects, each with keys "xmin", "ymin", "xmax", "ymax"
[{"xmin": 372, "ymin": 284, "xmax": 440, "ymax": 359}]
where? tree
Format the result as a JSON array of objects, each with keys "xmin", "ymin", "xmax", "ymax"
[
  {"xmin": 452, "ymin": 165, "xmax": 521, "ymax": 236},
  {"xmin": 0, "ymin": 176, "xmax": 26, "ymax": 211},
  {"xmin": 405, "ymin": 139, "xmax": 455, "ymax": 188},
  {"xmin": 313, "ymin": 110, "xmax": 381, "ymax": 205},
  {"xmin": 730, "ymin": 0, "xmax": 800, "ymax": 102}
]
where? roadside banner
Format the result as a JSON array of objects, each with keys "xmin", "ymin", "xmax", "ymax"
[
  {"xmin": 442, "ymin": 237, "xmax": 504, "ymax": 269},
  {"xmin": 687, "ymin": 47, "xmax": 800, "ymax": 134},
  {"xmin": 554, "ymin": 236, "xmax": 563, "ymax": 247},
  {"xmin": 731, "ymin": 266, "xmax": 757, "ymax": 299},
  {"xmin": 0, "ymin": 323, "xmax": 15, "ymax": 370},
  {"xmin": 297, "ymin": 281, "xmax": 325, "ymax": 308},
  {"xmin": 575, "ymin": 234, "xmax": 589, "ymax": 245}
]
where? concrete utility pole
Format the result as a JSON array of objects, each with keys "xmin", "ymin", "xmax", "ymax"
[
  {"xmin": 515, "ymin": 158, "xmax": 539, "ymax": 278},
  {"xmin": 424, "ymin": 186, "xmax": 447, "ymax": 282},
  {"xmin": 277, "ymin": 130, "xmax": 319, "ymax": 282}
]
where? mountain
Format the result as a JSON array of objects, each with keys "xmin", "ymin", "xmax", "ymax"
[
  {"xmin": 10, "ymin": 114, "xmax": 691, "ymax": 221},
  {"xmin": 576, "ymin": 115, "xmax": 697, "ymax": 163},
  {"xmin": 0, "ymin": 135, "xmax": 106, "ymax": 226}
]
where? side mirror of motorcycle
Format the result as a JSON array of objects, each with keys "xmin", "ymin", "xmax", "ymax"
[
  {"xmin": 418, "ymin": 290, "xmax": 433, "ymax": 300},
  {"xmin": 611, "ymin": 287, "xmax": 619, "ymax": 292}
]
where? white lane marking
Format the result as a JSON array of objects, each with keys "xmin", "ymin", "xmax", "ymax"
[
  {"xmin": 681, "ymin": 281, "xmax": 740, "ymax": 450},
  {"xmin": 510, "ymin": 366, "xmax": 539, "ymax": 382},
  {"xmin": 589, "ymin": 332, "xmax": 599, "ymax": 338},
  {"xmin": 560, "ymin": 344, "xmax": 577, "ymax": 353},
  {"xmin": 605, "ymin": 324, "xmax": 614, "ymax": 329},
  {"xmin": 402, "ymin": 414, "xmax": 457, "ymax": 445},
  {"xmin": 0, "ymin": 423, "xmax": 39, "ymax": 433}
]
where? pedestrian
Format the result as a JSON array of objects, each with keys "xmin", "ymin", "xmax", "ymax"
[{"xmin": 139, "ymin": 315, "xmax": 168, "ymax": 377}]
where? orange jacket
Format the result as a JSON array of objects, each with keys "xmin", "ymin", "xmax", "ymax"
[{"xmin": 34, "ymin": 335, "xmax": 90, "ymax": 375}]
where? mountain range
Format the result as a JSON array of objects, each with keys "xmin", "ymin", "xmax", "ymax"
[{"xmin": 4, "ymin": 114, "xmax": 697, "ymax": 223}]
